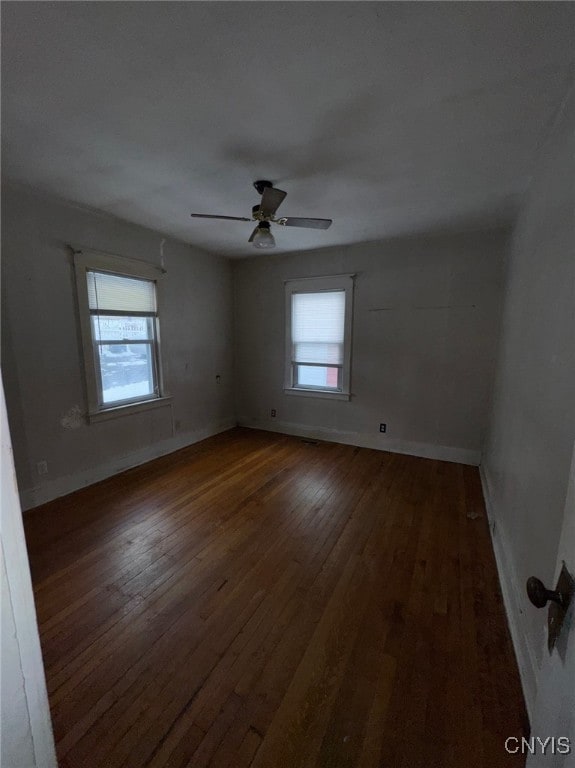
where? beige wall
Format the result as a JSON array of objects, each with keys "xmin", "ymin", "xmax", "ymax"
[
  {"xmin": 1, "ymin": 184, "xmax": 236, "ymax": 508},
  {"xmin": 234, "ymin": 229, "xmax": 506, "ymax": 464},
  {"xmin": 482, "ymin": 82, "xmax": 575, "ymax": 717}
]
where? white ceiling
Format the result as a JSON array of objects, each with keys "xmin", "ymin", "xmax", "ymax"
[{"xmin": 2, "ymin": 2, "xmax": 574, "ymax": 257}]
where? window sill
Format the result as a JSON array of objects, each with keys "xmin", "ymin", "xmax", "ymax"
[
  {"xmin": 283, "ymin": 388, "xmax": 351, "ymax": 401},
  {"xmin": 88, "ymin": 396, "xmax": 172, "ymax": 423}
]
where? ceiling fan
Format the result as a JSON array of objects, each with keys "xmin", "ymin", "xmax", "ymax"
[{"xmin": 191, "ymin": 180, "xmax": 332, "ymax": 249}]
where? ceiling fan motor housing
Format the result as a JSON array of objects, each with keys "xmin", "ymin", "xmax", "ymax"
[{"xmin": 253, "ymin": 179, "xmax": 273, "ymax": 196}]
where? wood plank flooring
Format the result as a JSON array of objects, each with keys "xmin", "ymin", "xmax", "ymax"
[{"xmin": 24, "ymin": 428, "xmax": 527, "ymax": 768}]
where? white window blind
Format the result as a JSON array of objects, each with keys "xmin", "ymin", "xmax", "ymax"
[
  {"xmin": 292, "ymin": 291, "xmax": 345, "ymax": 365},
  {"xmin": 87, "ymin": 270, "xmax": 157, "ymax": 314}
]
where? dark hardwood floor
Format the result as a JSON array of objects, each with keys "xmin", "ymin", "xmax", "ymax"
[{"xmin": 24, "ymin": 428, "xmax": 527, "ymax": 768}]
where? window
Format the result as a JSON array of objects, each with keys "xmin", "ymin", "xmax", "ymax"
[
  {"xmin": 284, "ymin": 275, "xmax": 354, "ymax": 399},
  {"xmin": 74, "ymin": 250, "xmax": 169, "ymax": 419}
]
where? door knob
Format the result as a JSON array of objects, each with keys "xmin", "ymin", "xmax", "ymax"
[
  {"xmin": 526, "ymin": 576, "xmax": 565, "ymax": 609},
  {"xmin": 526, "ymin": 565, "xmax": 575, "ymax": 654}
]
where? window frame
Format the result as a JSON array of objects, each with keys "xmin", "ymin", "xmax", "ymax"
[
  {"xmin": 284, "ymin": 274, "xmax": 354, "ymax": 400},
  {"xmin": 74, "ymin": 249, "xmax": 170, "ymax": 421}
]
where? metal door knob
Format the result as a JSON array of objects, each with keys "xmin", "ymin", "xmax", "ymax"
[{"xmin": 526, "ymin": 576, "xmax": 565, "ymax": 609}]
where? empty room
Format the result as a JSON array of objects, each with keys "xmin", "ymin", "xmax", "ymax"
[{"xmin": 1, "ymin": 2, "xmax": 574, "ymax": 767}]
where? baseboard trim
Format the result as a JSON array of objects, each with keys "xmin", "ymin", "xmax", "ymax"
[
  {"xmin": 239, "ymin": 419, "xmax": 481, "ymax": 466},
  {"xmin": 20, "ymin": 419, "xmax": 237, "ymax": 511},
  {"xmin": 479, "ymin": 464, "xmax": 537, "ymax": 722}
]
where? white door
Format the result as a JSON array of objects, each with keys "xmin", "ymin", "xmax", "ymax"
[
  {"xmin": 0, "ymin": 376, "xmax": 57, "ymax": 767},
  {"xmin": 527, "ymin": 443, "xmax": 575, "ymax": 767}
]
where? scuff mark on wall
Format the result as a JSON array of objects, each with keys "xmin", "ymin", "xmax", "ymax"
[{"xmin": 61, "ymin": 405, "xmax": 84, "ymax": 430}]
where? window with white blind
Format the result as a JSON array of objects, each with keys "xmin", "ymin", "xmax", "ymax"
[
  {"xmin": 284, "ymin": 275, "xmax": 354, "ymax": 399},
  {"xmin": 74, "ymin": 250, "xmax": 169, "ymax": 419}
]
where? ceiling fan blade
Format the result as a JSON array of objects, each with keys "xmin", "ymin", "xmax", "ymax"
[
  {"xmin": 276, "ymin": 217, "xmax": 332, "ymax": 230},
  {"xmin": 260, "ymin": 187, "xmax": 287, "ymax": 217},
  {"xmin": 191, "ymin": 214, "xmax": 252, "ymax": 221},
  {"xmin": 248, "ymin": 225, "xmax": 260, "ymax": 243}
]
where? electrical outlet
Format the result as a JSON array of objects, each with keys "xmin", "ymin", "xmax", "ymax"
[
  {"xmin": 379, "ymin": 423, "xmax": 387, "ymax": 433},
  {"xmin": 271, "ymin": 409, "xmax": 277, "ymax": 418},
  {"xmin": 37, "ymin": 460, "xmax": 48, "ymax": 476}
]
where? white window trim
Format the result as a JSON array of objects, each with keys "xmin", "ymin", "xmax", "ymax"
[
  {"xmin": 284, "ymin": 274, "xmax": 354, "ymax": 400},
  {"xmin": 73, "ymin": 248, "xmax": 171, "ymax": 422}
]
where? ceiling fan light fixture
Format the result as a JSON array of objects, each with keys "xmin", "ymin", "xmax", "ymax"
[
  {"xmin": 190, "ymin": 181, "xmax": 333, "ymax": 248},
  {"xmin": 252, "ymin": 221, "xmax": 275, "ymax": 249}
]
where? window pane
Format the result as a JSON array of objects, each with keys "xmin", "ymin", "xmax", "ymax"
[
  {"xmin": 87, "ymin": 271, "xmax": 156, "ymax": 313},
  {"xmin": 98, "ymin": 343, "xmax": 155, "ymax": 404},
  {"xmin": 295, "ymin": 365, "xmax": 340, "ymax": 389},
  {"xmin": 292, "ymin": 291, "xmax": 345, "ymax": 342},
  {"xmin": 92, "ymin": 315, "xmax": 153, "ymax": 342},
  {"xmin": 293, "ymin": 342, "xmax": 343, "ymax": 365},
  {"xmin": 292, "ymin": 291, "xmax": 345, "ymax": 365}
]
